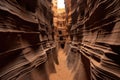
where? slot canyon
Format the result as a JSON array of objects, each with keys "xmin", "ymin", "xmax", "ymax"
[{"xmin": 0, "ymin": 0, "xmax": 120, "ymax": 80}]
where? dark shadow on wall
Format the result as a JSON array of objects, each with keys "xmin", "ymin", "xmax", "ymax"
[
  {"xmin": 66, "ymin": 48, "xmax": 90, "ymax": 80},
  {"xmin": 61, "ymin": 43, "xmax": 65, "ymax": 49}
]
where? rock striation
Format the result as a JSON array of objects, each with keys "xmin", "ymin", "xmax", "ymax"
[
  {"xmin": 64, "ymin": 0, "xmax": 120, "ymax": 80},
  {"xmin": 0, "ymin": 0, "xmax": 57, "ymax": 80}
]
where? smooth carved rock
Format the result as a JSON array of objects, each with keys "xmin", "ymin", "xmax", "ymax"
[
  {"xmin": 65, "ymin": 0, "xmax": 120, "ymax": 80},
  {"xmin": 0, "ymin": 0, "xmax": 56, "ymax": 80}
]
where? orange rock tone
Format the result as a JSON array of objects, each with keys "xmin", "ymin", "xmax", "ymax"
[
  {"xmin": 64, "ymin": 0, "xmax": 120, "ymax": 80},
  {"xmin": 0, "ymin": 0, "xmax": 120, "ymax": 80}
]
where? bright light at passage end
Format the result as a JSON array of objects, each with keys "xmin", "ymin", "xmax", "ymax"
[{"xmin": 57, "ymin": 0, "xmax": 65, "ymax": 9}]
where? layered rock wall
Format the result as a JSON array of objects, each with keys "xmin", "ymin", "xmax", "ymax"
[
  {"xmin": 65, "ymin": 0, "xmax": 120, "ymax": 80},
  {"xmin": 0, "ymin": 0, "xmax": 57, "ymax": 80}
]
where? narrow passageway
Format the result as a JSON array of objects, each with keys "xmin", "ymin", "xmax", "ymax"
[
  {"xmin": 50, "ymin": 48, "xmax": 73, "ymax": 80},
  {"xmin": 0, "ymin": 0, "xmax": 120, "ymax": 80}
]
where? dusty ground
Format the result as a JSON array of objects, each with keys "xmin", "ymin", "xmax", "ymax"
[{"xmin": 49, "ymin": 49, "xmax": 73, "ymax": 80}]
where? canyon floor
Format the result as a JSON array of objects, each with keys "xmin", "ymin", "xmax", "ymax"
[{"xmin": 49, "ymin": 49, "xmax": 73, "ymax": 80}]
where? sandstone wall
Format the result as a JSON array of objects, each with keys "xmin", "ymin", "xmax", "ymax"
[
  {"xmin": 65, "ymin": 0, "xmax": 120, "ymax": 80},
  {"xmin": 0, "ymin": 0, "xmax": 57, "ymax": 80}
]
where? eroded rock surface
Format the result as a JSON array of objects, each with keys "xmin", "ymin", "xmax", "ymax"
[
  {"xmin": 0, "ymin": 0, "xmax": 57, "ymax": 80},
  {"xmin": 64, "ymin": 0, "xmax": 120, "ymax": 80}
]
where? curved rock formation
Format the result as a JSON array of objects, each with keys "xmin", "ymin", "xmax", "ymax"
[
  {"xmin": 0, "ymin": 0, "xmax": 57, "ymax": 80},
  {"xmin": 64, "ymin": 0, "xmax": 120, "ymax": 80}
]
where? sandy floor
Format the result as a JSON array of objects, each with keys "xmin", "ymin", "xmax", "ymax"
[{"xmin": 49, "ymin": 49, "xmax": 73, "ymax": 80}]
